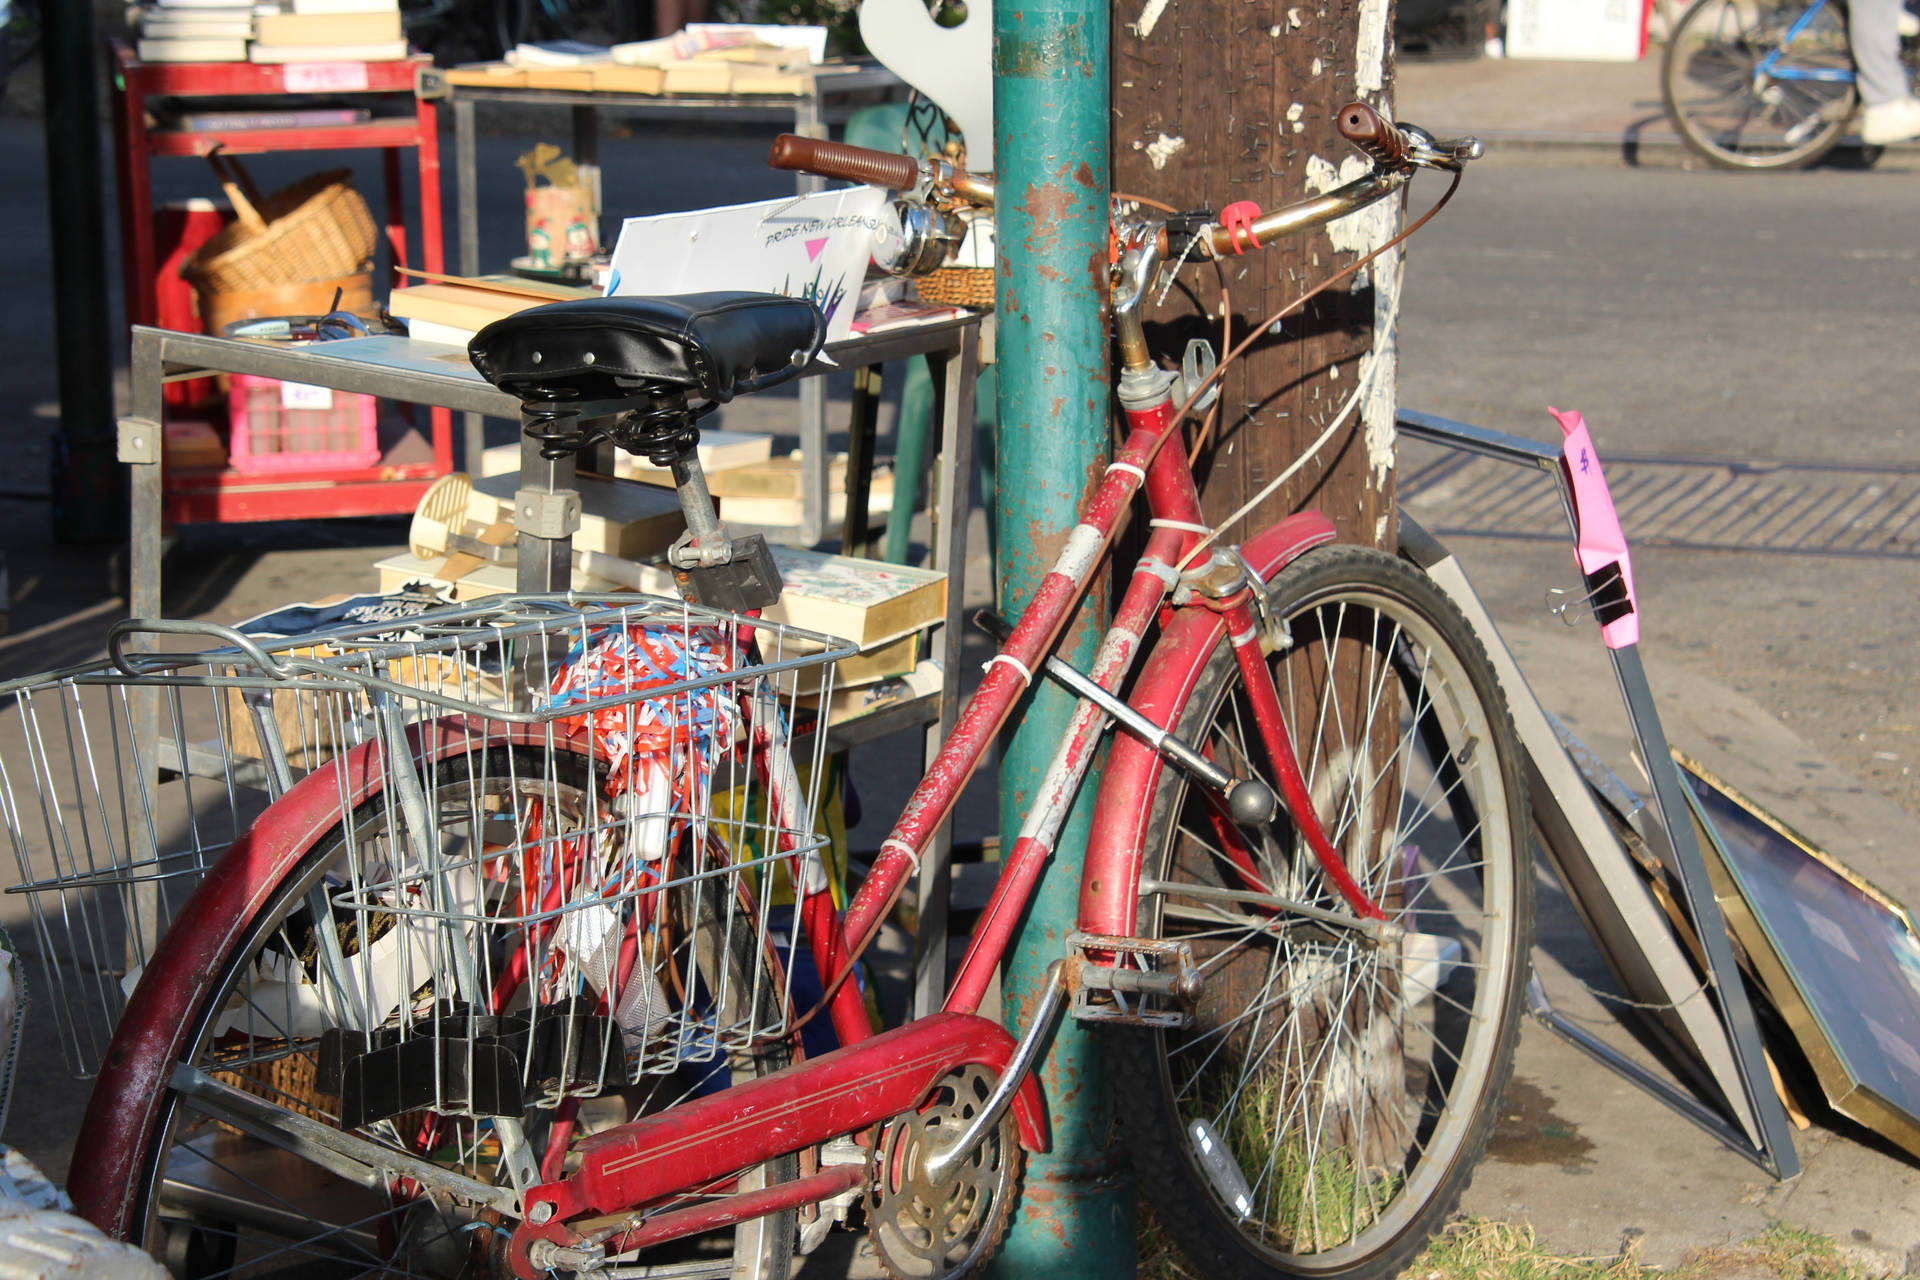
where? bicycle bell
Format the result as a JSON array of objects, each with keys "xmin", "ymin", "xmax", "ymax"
[{"xmin": 871, "ymin": 199, "xmax": 966, "ymax": 278}]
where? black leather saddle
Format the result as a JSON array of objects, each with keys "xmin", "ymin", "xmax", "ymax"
[{"xmin": 467, "ymin": 292, "xmax": 826, "ymax": 405}]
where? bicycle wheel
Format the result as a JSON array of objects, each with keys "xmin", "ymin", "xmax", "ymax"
[
  {"xmin": 1116, "ymin": 546, "xmax": 1532, "ymax": 1280},
  {"xmin": 1662, "ymin": 0, "xmax": 1857, "ymax": 169},
  {"xmin": 116, "ymin": 744, "xmax": 795, "ymax": 1279}
]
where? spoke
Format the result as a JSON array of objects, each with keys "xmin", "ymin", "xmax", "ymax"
[
  {"xmin": 164, "ymin": 1142, "xmax": 401, "ymax": 1276},
  {"xmin": 1143, "ymin": 570, "xmax": 1525, "ymax": 1265}
]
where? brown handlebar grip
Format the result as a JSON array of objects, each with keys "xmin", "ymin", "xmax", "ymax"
[
  {"xmin": 1335, "ymin": 101, "xmax": 1409, "ymax": 168},
  {"xmin": 767, "ymin": 134, "xmax": 921, "ymax": 191}
]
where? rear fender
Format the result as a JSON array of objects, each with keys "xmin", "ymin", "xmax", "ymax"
[
  {"xmin": 69, "ymin": 719, "xmax": 599, "ymax": 1238},
  {"xmin": 1079, "ymin": 512, "xmax": 1337, "ymax": 937}
]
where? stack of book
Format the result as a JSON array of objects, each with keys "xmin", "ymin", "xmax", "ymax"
[
  {"xmin": 762, "ymin": 547, "xmax": 947, "ymax": 729},
  {"xmin": 376, "ymin": 540, "xmax": 946, "ymax": 730},
  {"xmin": 133, "ymin": 0, "xmax": 255, "ymax": 63},
  {"xmin": 442, "ymin": 24, "xmax": 824, "ymax": 95},
  {"xmin": 249, "ymin": 0, "xmax": 406, "ymax": 63},
  {"xmin": 686, "ymin": 452, "xmax": 896, "ymax": 531},
  {"xmin": 387, "ymin": 272, "xmax": 597, "ymax": 346},
  {"xmin": 480, "ymin": 437, "xmax": 896, "ymax": 535}
]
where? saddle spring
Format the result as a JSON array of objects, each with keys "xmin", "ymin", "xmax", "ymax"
[
  {"xmin": 521, "ymin": 385, "xmax": 589, "ymax": 460},
  {"xmin": 520, "ymin": 383, "xmax": 718, "ymax": 468}
]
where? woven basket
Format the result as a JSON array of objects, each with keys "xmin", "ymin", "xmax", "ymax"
[
  {"xmin": 199, "ymin": 269, "xmax": 374, "ymax": 338},
  {"xmin": 183, "ymin": 151, "xmax": 378, "ymax": 295},
  {"xmin": 916, "ymin": 265, "xmax": 995, "ymax": 310},
  {"xmin": 213, "ymin": 1048, "xmax": 332, "ymax": 1134}
]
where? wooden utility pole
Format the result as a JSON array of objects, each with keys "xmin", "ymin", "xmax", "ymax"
[{"xmin": 1111, "ymin": 0, "xmax": 1398, "ymax": 548}]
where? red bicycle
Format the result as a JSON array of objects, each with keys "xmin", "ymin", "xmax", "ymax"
[{"xmin": 25, "ymin": 102, "xmax": 1528, "ymax": 1280}]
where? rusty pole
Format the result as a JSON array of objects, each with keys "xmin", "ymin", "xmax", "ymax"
[{"xmin": 989, "ymin": 0, "xmax": 1133, "ymax": 1274}]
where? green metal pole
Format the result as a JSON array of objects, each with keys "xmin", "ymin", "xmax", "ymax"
[
  {"xmin": 989, "ymin": 2, "xmax": 1131, "ymax": 1275},
  {"xmin": 45, "ymin": 0, "xmax": 121, "ymax": 544}
]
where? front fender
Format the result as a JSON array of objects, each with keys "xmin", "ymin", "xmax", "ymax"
[
  {"xmin": 70, "ymin": 719, "xmax": 597, "ymax": 1239},
  {"xmin": 1078, "ymin": 511, "xmax": 1337, "ymax": 937}
]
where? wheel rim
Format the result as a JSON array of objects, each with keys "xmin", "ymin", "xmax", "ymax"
[
  {"xmin": 135, "ymin": 751, "xmax": 790, "ymax": 1279},
  {"xmin": 1142, "ymin": 580, "xmax": 1521, "ymax": 1270},
  {"xmin": 1667, "ymin": 0, "xmax": 1854, "ymax": 166}
]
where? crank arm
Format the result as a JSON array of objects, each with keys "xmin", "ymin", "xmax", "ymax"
[
  {"xmin": 972, "ymin": 610, "xmax": 1276, "ymax": 823},
  {"xmin": 921, "ymin": 961, "xmax": 1067, "ymax": 1184}
]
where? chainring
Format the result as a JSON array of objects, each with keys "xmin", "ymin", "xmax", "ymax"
[{"xmin": 867, "ymin": 1064, "xmax": 1022, "ymax": 1280}]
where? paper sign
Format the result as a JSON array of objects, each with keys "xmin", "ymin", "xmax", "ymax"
[{"xmin": 605, "ymin": 188, "xmax": 888, "ymax": 344}]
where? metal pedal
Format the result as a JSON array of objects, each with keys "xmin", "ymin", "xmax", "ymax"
[
  {"xmin": 1066, "ymin": 931, "xmax": 1201, "ymax": 1028},
  {"xmin": 675, "ymin": 532, "xmax": 782, "ymax": 611}
]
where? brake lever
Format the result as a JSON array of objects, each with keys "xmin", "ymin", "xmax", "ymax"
[{"xmin": 1399, "ymin": 122, "xmax": 1484, "ymax": 171}]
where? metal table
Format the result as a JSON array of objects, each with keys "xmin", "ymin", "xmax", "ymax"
[
  {"xmin": 122, "ymin": 314, "xmax": 981, "ymax": 1008},
  {"xmin": 421, "ymin": 61, "xmax": 903, "ymax": 281},
  {"xmin": 419, "ymin": 62, "xmax": 905, "ymax": 484}
]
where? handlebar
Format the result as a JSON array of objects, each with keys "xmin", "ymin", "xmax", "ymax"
[
  {"xmin": 767, "ymin": 134, "xmax": 922, "ymax": 193},
  {"xmin": 767, "ymin": 134, "xmax": 998, "ymax": 207},
  {"xmin": 766, "ymin": 101, "xmax": 1479, "ymax": 272},
  {"xmin": 1198, "ymin": 104, "xmax": 1479, "ymax": 257}
]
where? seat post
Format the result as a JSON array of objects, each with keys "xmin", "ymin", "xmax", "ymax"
[{"xmin": 514, "ymin": 401, "xmax": 584, "ymax": 596}]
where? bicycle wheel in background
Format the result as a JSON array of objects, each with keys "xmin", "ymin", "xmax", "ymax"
[
  {"xmin": 1115, "ymin": 546, "xmax": 1532, "ymax": 1280},
  {"xmin": 1662, "ymin": 0, "xmax": 1858, "ymax": 169},
  {"xmin": 111, "ymin": 745, "xmax": 794, "ymax": 1280}
]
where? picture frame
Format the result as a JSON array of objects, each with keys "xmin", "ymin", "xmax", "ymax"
[{"xmin": 1678, "ymin": 751, "xmax": 1920, "ymax": 1159}]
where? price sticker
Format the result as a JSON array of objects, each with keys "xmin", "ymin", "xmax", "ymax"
[
  {"xmin": 280, "ymin": 381, "xmax": 335, "ymax": 410},
  {"xmin": 284, "ymin": 63, "xmax": 369, "ymax": 93}
]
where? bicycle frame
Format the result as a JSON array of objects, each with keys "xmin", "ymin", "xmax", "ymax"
[
  {"xmin": 1757, "ymin": 0, "xmax": 1856, "ymax": 83},
  {"xmin": 501, "ymin": 283, "xmax": 1372, "ymax": 1272},
  {"xmin": 74, "ymin": 105, "xmax": 1464, "ymax": 1276}
]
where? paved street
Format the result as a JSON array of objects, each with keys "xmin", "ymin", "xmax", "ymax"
[
  {"xmin": 1393, "ymin": 154, "xmax": 1920, "ymax": 1266},
  {"xmin": 1398, "ymin": 158, "xmax": 1920, "ymax": 818},
  {"xmin": 0, "ymin": 64, "xmax": 1916, "ymax": 1272}
]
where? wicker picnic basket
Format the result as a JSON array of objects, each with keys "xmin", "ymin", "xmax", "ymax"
[{"xmin": 182, "ymin": 150, "xmax": 377, "ymax": 296}]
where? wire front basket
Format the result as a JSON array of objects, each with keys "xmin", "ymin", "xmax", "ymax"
[{"xmin": 1, "ymin": 594, "xmax": 854, "ymax": 1114}]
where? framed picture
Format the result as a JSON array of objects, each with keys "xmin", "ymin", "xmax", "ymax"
[{"xmin": 1678, "ymin": 752, "xmax": 1920, "ymax": 1159}]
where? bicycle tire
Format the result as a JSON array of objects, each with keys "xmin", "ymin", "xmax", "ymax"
[
  {"xmin": 1114, "ymin": 546, "xmax": 1532, "ymax": 1280},
  {"xmin": 112, "ymin": 744, "xmax": 795, "ymax": 1279},
  {"xmin": 490, "ymin": 0, "xmax": 534, "ymax": 59},
  {"xmin": 1662, "ymin": 0, "xmax": 1857, "ymax": 170}
]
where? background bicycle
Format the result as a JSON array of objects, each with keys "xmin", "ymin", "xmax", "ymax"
[{"xmin": 1662, "ymin": 0, "xmax": 1920, "ymax": 168}]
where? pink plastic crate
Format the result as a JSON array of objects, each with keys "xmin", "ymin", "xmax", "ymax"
[{"xmin": 227, "ymin": 374, "xmax": 380, "ymax": 474}]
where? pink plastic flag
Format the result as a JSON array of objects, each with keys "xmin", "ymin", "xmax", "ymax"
[{"xmin": 1551, "ymin": 407, "xmax": 1639, "ymax": 649}]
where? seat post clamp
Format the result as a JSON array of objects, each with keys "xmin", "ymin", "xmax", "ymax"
[
  {"xmin": 117, "ymin": 418, "xmax": 161, "ymax": 466},
  {"xmin": 513, "ymin": 488, "xmax": 582, "ymax": 541}
]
